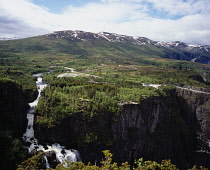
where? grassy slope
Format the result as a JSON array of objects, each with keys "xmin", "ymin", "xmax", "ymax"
[{"xmin": 0, "ymin": 34, "xmax": 210, "ymax": 96}]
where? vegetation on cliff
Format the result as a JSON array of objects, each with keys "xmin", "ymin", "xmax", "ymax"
[
  {"xmin": 18, "ymin": 150, "xmax": 207, "ymax": 170},
  {"xmin": 0, "ymin": 69, "xmax": 38, "ymax": 102},
  {"xmin": 35, "ymin": 75, "xmax": 169, "ymax": 128}
]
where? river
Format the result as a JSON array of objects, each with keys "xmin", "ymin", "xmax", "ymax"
[{"xmin": 22, "ymin": 73, "xmax": 81, "ymax": 168}]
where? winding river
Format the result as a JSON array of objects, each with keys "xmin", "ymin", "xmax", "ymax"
[{"xmin": 22, "ymin": 73, "xmax": 81, "ymax": 168}]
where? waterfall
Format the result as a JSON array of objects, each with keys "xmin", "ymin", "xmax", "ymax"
[
  {"xmin": 195, "ymin": 132, "xmax": 210, "ymax": 154},
  {"xmin": 22, "ymin": 73, "xmax": 81, "ymax": 168},
  {"xmin": 44, "ymin": 156, "xmax": 50, "ymax": 169}
]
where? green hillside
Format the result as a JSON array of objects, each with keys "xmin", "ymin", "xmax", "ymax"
[{"xmin": 0, "ymin": 32, "xmax": 210, "ymax": 88}]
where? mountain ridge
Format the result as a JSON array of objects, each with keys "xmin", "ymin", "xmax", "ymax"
[
  {"xmin": 46, "ymin": 30, "xmax": 210, "ymax": 54},
  {"xmin": 46, "ymin": 30, "xmax": 209, "ymax": 46},
  {"xmin": 44, "ymin": 30, "xmax": 210, "ymax": 64},
  {"xmin": 1, "ymin": 30, "xmax": 210, "ymax": 64}
]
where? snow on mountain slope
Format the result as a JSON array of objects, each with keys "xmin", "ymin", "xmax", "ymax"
[
  {"xmin": 46, "ymin": 30, "xmax": 153, "ymax": 45},
  {"xmin": 155, "ymin": 41, "xmax": 210, "ymax": 54},
  {"xmin": 45, "ymin": 30, "xmax": 210, "ymax": 64},
  {"xmin": 46, "ymin": 30, "xmax": 210, "ymax": 55}
]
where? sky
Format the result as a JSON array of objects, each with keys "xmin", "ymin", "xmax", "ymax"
[{"xmin": 0, "ymin": 0, "xmax": 210, "ymax": 45}]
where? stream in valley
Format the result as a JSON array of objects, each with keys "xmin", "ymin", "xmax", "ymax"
[{"xmin": 22, "ymin": 73, "xmax": 81, "ymax": 168}]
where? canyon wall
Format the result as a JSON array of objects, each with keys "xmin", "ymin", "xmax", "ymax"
[
  {"xmin": 0, "ymin": 79, "xmax": 29, "ymax": 169},
  {"xmin": 112, "ymin": 88, "xmax": 210, "ymax": 168},
  {"xmin": 34, "ymin": 87, "xmax": 210, "ymax": 169}
]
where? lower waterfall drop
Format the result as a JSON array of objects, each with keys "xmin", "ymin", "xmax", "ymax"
[{"xmin": 22, "ymin": 74, "xmax": 81, "ymax": 168}]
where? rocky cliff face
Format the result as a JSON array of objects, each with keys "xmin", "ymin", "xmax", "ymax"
[
  {"xmin": 34, "ymin": 88, "xmax": 210, "ymax": 169},
  {"xmin": 0, "ymin": 79, "xmax": 29, "ymax": 135},
  {"xmin": 112, "ymin": 88, "xmax": 210, "ymax": 168},
  {"xmin": 112, "ymin": 91, "xmax": 194, "ymax": 168},
  {"xmin": 0, "ymin": 78, "xmax": 29, "ymax": 169},
  {"xmin": 175, "ymin": 87, "xmax": 210, "ymax": 168},
  {"xmin": 176, "ymin": 87, "xmax": 210, "ymax": 152}
]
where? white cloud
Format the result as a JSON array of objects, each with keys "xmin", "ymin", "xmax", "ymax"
[
  {"xmin": 100, "ymin": 0, "xmax": 143, "ymax": 3},
  {"xmin": 0, "ymin": 0, "xmax": 210, "ymax": 45},
  {"xmin": 0, "ymin": 0, "xmax": 56, "ymax": 36},
  {"xmin": 62, "ymin": 2, "xmax": 147, "ymax": 23},
  {"xmin": 147, "ymin": 0, "xmax": 210, "ymax": 16}
]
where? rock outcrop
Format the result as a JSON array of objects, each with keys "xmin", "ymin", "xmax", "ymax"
[{"xmin": 44, "ymin": 151, "xmax": 60, "ymax": 169}]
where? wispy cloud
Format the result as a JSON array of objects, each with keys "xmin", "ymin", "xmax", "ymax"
[
  {"xmin": 0, "ymin": 0, "xmax": 210, "ymax": 45},
  {"xmin": 147, "ymin": 0, "xmax": 210, "ymax": 16}
]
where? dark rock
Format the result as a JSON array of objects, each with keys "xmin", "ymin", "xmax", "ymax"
[
  {"xmin": 45, "ymin": 151, "xmax": 60, "ymax": 168},
  {"xmin": 24, "ymin": 88, "xmax": 39, "ymax": 103},
  {"xmin": 44, "ymin": 145, "xmax": 49, "ymax": 150},
  {"xmin": 25, "ymin": 141, "xmax": 31, "ymax": 147},
  {"xmin": 188, "ymin": 74, "xmax": 205, "ymax": 83},
  {"xmin": 112, "ymin": 94, "xmax": 194, "ymax": 169},
  {"xmin": 61, "ymin": 149, "xmax": 66, "ymax": 155},
  {"xmin": 0, "ymin": 79, "xmax": 29, "ymax": 169},
  {"xmin": 0, "ymin": 79, "xmax": 29, "ymax": 133}
]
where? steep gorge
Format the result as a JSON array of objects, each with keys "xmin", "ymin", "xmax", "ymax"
[
  {"xmin": 0, "ymin": 79, "xmax": 29, "ymax": 169},
  {"xmin": 34, "ymin": 87, "xmax": 210, "ymax": 169},
  {"xmin": 113, "ymin": 87, "xmax": 210, "ymax": 168},
  {"xmin": 176, "ymin": 87, "xmax": 210, "ymax": 167}
]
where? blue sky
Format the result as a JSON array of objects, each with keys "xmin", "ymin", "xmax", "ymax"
[
  {"xmin": 32, "ymin": 0, "xmax": 99, "ymax": 13},
  {"xmin": 0, "ymin": 0, "xmax": 210, "ymax": 45},
  {"xmin": 33, "ymin": 0, "xmax": 74, "ymax": 13},
  {"xmin": 32, "ymin": 0, "xmax": 184, "ymax": 19}
]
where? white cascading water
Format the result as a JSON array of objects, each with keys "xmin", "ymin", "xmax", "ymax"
[
  {"xmin": 195, "ymin": 132, "xmax": 210, "ymax": 154},
  {"xmin": 23, "ymin": 73, "xmax": 81, "ymax": 168}
]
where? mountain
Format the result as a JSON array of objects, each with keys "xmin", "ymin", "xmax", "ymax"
[
  {"xmin": 45, "ymin": 30, "xmax": 210, "ymax": 64},
  {"xmin": 46, "ymin": 30, "xmax": 154, "ymax": 45},
  {"xmin": 1, "ymin": 29, "xmax": 210, "ymax": 84},
  {"xmin": 1, "ymin": 30, "xmax": 210, "ymax": 66}
]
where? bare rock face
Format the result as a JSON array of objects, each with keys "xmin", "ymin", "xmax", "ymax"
[
  {"xmin": 176, "ymin": 87, "xmax": 210, "ymax": 149},
  {"xmin": 111, "ymin": 88, "xmax": 210, "ymax": 168},
  {"xmin": 112, "ymin": 94, "xmax": 194, "ymax": 168}
]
